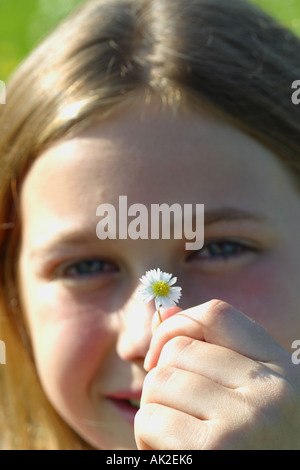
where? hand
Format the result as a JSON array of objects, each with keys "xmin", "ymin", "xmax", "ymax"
[{"xmin": 134, "ymin": 300, "xmax": 300, "ymax": 449}]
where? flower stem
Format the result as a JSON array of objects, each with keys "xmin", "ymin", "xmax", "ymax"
[{"xmin": 157, "ymin": 309, "xmax": 162, "ymax": 324}]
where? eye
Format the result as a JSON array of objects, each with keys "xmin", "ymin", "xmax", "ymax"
[
  {"xmin": 201, "ymin": 241, "xmax": 247, "ymax": 259},
  {"xmin": 187, "ymin": 239, "xmax": 257, "ymax": 263},
  {"xmin": 54, "ymin": 258, "xmax": 119, "ymax": 280}
]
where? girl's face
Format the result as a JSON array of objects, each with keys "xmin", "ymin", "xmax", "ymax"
[{"xmin": 18, "ymin": 102, "xmax": 300, "ymax": 449}]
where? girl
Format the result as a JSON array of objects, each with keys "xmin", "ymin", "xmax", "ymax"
[{"xmin": 1, "ymin": 0, "xmax": 300, "ymax": 450}]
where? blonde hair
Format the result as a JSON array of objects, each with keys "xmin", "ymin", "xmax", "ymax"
[{"xmin": 1, "ymin": 0, "xmax": 300, "ymax": 449}]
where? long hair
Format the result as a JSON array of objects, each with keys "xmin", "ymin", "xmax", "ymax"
[{"xmin": 0, "ymin": 0, "xmax": 300, "ymax": 449}]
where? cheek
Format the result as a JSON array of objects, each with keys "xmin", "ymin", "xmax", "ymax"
[
  {"xmin": 185, "ymin": 258, "xmax": 299, "ymax": 347},
  {"xmin": 24, "ymin": 286, "xmax": 114, "ymax": 413},
  {"xmin": 216, "ymin": 263, "xmax": 299, "ymax": 347}
]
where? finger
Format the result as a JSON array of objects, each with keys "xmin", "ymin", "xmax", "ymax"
[
  {"xmin": 151, "ymin": 306, "xmax": 182, "ymax": 334},
  {"xmin": 156, "ymin": 335, "xmax": 268, "ymax": 389},
  {"xmin": 141, "ymin": 365, "xmax": 238, "ymax": 420},
  {"xmin": 144, "ymin": 299, "xmax": 287, "ymax": 371},
  {"xmin": 134, "ymin": 403, "xmax": 210, "ymax": 450}
]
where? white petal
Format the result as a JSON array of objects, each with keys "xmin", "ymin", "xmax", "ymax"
[
  {"xmin": 138, "ymin": 286, "xmax": 149, "ymax": 296},
  {"xmin": 169, "ymin": 294, "xmax": 181, "ymax": 305},
  {"xmin": 143, "ymin": 294, "xmax": 155, "ymax": 304},
  {"xmin": 169, "ymin": 287, "xmax": 182, "ymax": 295},
  {"xmin": 153, "ymin": 268, "xmax": 163, "ymax": 282},
  {"xmin": 168, "ymin": 288, "xmax": 181, "ymax": 300},
  {"xmin": 170, "ymin": 286, "xmax": 182, "ymax": 293},
  {"xmin": 162, "ymin": 271, "xmax": 172, "ymax": 283},
  {"xmin": 147, "ymin": 269, "xmax": 159, "ymax": 284},
  {"xmin": 161, "ymin": 296, "xmax": 175, "ymax": 310},
  {"xmin": 168, "ymin": 277, "xmax": 177, "ymax": 286},
  {"xmin": 139, "ymin": 275, "xmax": 151, "ymax": 285}
]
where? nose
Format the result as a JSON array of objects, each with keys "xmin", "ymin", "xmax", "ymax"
[{"xmin": 116, "ymin": 295, "xmax": 155, "ymax": 363}]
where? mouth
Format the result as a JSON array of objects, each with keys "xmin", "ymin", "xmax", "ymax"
[
  {"xmin": 107, "ymin": 394, "xmax": 141, "ymax": 426},
  {"xmin": 128, "ymin": 398, "xmax": 141, "ymax": 409}
]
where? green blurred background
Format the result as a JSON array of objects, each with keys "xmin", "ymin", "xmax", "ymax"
[{"xmin": 0, "ymin": 0, "xmax": 300, "ymax": 82}]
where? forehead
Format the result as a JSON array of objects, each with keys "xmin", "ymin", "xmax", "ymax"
[{"xmin": 20, "ymin": 103, "xmax": 298, "ymax": 223}]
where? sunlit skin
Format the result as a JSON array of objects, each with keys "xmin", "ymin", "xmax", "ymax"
[{"xmin": 18, "ymin": 102, "xmax": 300, "ymax": 449}]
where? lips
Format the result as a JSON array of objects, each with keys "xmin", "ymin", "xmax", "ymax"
[{"xmin": 107, "ymin": 392, "xmax": 142, "ymax": 427}]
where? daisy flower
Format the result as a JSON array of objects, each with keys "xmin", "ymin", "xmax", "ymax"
[{"xmin": 139, "ymin": 268, "xmax": 182, "ymax": 323}]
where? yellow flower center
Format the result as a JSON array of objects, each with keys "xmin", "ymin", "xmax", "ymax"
[{"xmin": 152, "ymin": 281, "xmax": 170, "ymax": 297}]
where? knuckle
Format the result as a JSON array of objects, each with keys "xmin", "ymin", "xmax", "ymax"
[
  {"xmin": 142, "ymin": 365, "xmax": 176, "ymax": 400},
  {"xmin": 146, "ymin": 364, "xmax": 177, "ymax": 388},
  {"xmin": 194, "ymin": 299, "xmax": 236, "ymax": 335},
  {"xmin": 159, "ymin": 335, "xmax": 194, "ymax": 365},
  {"xmin": 206, "ymin": 299, "xmax": 233, "ymax": 322}
]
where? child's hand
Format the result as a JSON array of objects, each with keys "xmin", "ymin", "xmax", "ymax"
[{"xmin": 134, "ymin": 300, "xmax": 300, "ymax": 449}]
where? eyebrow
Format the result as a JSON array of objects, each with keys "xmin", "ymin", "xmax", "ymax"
[
  {"xmin": 29, "ymin": 229, "xmax": 100, "ymax": 260},
  {"xmin": 204, "ymin": 207, "xmax": 271, "ymax": 226},
  {"xmin": 29, "ymin": 207, "xmax": 272, "ymax": 260}
]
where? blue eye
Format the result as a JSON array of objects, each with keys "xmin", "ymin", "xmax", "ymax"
[
  {"xmin": 192, "ymin": 240, "xmax": 254, "ymax": 261},
  {"xmin": 205, "ymin": 241, "xmax": 245, "ymax": 258},
  {"xmin": 59, "ymin": 259, "xmax": 118, "ymax": 279}
]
